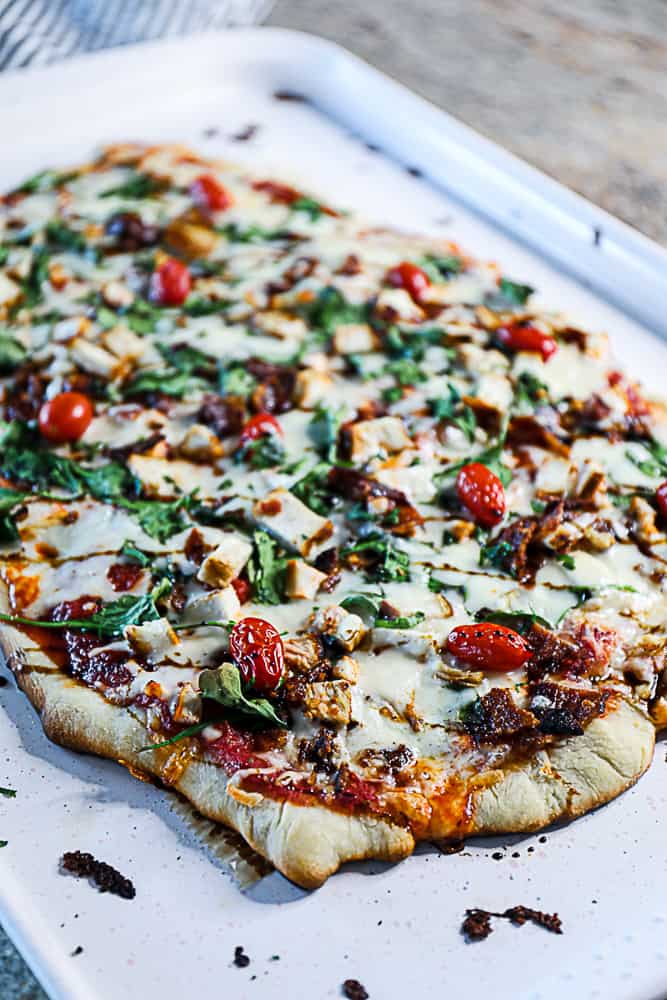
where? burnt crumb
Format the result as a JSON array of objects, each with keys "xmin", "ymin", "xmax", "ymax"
[
  {"xmin": 273, "ymin": 89, "xmax": 307, "ymax": 103},
  {"xmin": 539, "ymin": 836, "xmax": 547, "ymax": 844},
  {"xmin": 406, "ymin": 165, "xmax": 423, "ymax": 177},
  {"xmin": 270, "ymin": 954, "xmax": 280, "ymax": 961},
  {"xmin": 233, "ymin": 946, "xmax": 250, "ymax": 968},
  {"xmin": 593, "ymin": 226, "xmax": 602, "ymax": 247},
  {"xmin": 492, "ymin": 852, "xmax": 504, "ymax": 861},
  {"xmin": 60, "ymin": 851, "xmax": 135, "ymax": 899},
  {"xmin": 434, "ymin": 838, "xmax": 465, "ymax": 855},
  {"xmin": 343, "ymin": 979, "xmax": 369, "ymax": 999},
  {"xmin": 232, "ymin": 124, "xmax": 259, "ymax": 142},
  {"xmin": 536, "ymin": 706, "xmax": 584, "ymax": 737},
  {"xmin": 70, "ymin": 946, "xmax": 83, "ymax": 957},
  {"xmin": 512, "ymin": 852, "xmax": 520, "ymax": 858},
  {"xmin": 0, "ymin": 676, "xmax": 8, "ymax": 687},
  {"xmin": 462, "ymin": 909, "xmax": 493, "ymax": 941},
  {"xmin": 463, "ymin": 906, "xmax": 562, "ymax": 941}
]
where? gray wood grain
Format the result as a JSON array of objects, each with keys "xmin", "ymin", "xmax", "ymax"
[{"xmin": 2, "ymin": 2, "xmax": 665, "ymax": 997}]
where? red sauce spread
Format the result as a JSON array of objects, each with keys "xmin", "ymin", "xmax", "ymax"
[
  {"xmin": 205, "ymin": 722, "xmax": 265, "ymax": 774},
  {"xmin": 51, "ymin": 596, "xmax": 133, "ymax": 689}
]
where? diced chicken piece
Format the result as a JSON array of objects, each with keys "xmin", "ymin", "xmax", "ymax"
[
  {"xmin": 285, "ymin": 559, "xmax": 327, "ymax": 600},
  {"xmin": 582, "ymin": 523, "xmax": 614, "ymax": 551},
  {"xmin": 474, "ymin": 373, "xmax": 513, "ymax": 413},
  {"xmin": 294, "ymin": 369, "xmax": 333, "ymax": 409},
  {"xmin": 101, "ymin": 325, "xmax": 145, "ymax": 362},
  {"xmin": 333, "ymin": 323, "xmax": 379, "ymax": 354},
  {"xmin": 375, "ymin": 288, "xmax": 424, "ymax": 322},
  {"xmin": 348, "ymin": 416, "xmax": 412, "ymax": 463},
  {"xmin": 165, "ymin": 217, "xmax": 218, "ymax": 258},
  {"xmin": 125, "ymin": 617, "xmax": 179, "ymax": 662},
  {"xmin": 127, "ymin": 455, "xmax": 220, "ymax": 498},
  {"xmin": 542, "ymin": 520, "xmax": 582, "ymax": 553},
  {"xmin": 102, "ymin": 279, "xmax": 135, "ymax": 309},
  {"xmin": 302, "ymin": 680, "xmax": 352, "ymax": 725},
  {"xmin": 253, "ymin": 488, "xmax": 333, "ymax": 558},
  {"xmin": 182, "ymin": 587, "xmax": 240, "ymax": 624},
  {"xmin": 629, "ymin": 496, "xmax": 665, "ymax": 545},
  {"xmin": 171, "ymin": 683, "xmax": 202, "ymax": 725},
  {"xmin": 52, "ymin": 316, "xmax": 90, "ymax": 343},
  {"xmin": 458, "ymin": 343, "xmax": 509, "ymax": 374},
  {"xmin": 309, "ymin": 605, "xmax": 366, "ymax": 652},
  {"xmin": 332, "ymin": 655, "xmax": 359, "ymax": 684},
  {"xmin": 178, "ymin": 423, "xmax": 223, "ymax": 461},
  {"xmin": 253, "ymin": 310, "xmax": 308, "ymax": 341},
  {"xmin": 0, "ymin": 271, "xmax": 20, "ymax": 307},
  {"xmin": 69, "ymin": 337, "xmax": 119, "ymax": 378},
  {"xmin": 197, "ymin": 535, "xmax": 252, "ymax": 588},
  {"xmin": 420, "ymin": 275, "xmax": 486, "ymax": 306},
  {"xmin": 284, "ymin": 636, "xmax": 322, "ymax": 672},
  {"xmin": 373, "ymin": 464, "xmax": 436, "ymax": 504}
]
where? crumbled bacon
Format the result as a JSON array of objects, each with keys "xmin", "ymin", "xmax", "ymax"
[
  {"xmin": 507, "ymin": 415, "xmax": 570, "ymax": 458},
  {"xmin": 327, "ymin": 467, "xmax": 424, "ymax": 535},
  {"xmin": 197, "ymin": 393, "xmax": 245, "ymax": 438},
  {"xmin": 183, "ymin": 527, "xmax": 213, "ymax": 566},
  {"xmin": 463, "ymin": 688, "xmax": 539, "ymax": 746},
  {"xmin": 298, "ymin": 725, "xmax": 339, "ymax": 774},
  {"xmin": 105, "ymin": 211, "xmax": 160, "ymax": 251},
  {"xmin": 245, "ymin": 357, "xmax": 296, "ymax": 415},
  {"xmin": 106, "ymin": 562, "xmax": 143, "ymax": 592}
]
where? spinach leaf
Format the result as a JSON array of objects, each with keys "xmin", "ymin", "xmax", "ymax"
[
  {"xmin": 44, "ymin": 221, "xmax": 88, "ymax": 255},
  {"xmin": 125, "ymin": 369, "xmax": 206, "ymax": 399},
  {"xmin": 478, "ymin": 539, "xmax": 514, "ymax": 571},
  {"xmin": 220, "ymin": 364, "xmax": 257, "ymax": 398},
  {"xmin": 626, "ymin": 439, "xmax": 667, "ymax": 479},
  {"xmin": 119, "ymin": 495, "xmax": 192, "ymax": 543},
  {"xmin": 340, "ymin": 592, "xmax": 383, "ymax": 622},
  {"xmin": 20, "ymin": 248, "xmax": 50, "ymax": 307},
  {"xmin": 238, "ymin": 435, "xmax": 286, "ymax": 470},
  {"xmin": 514, "ymin": 371, "xmax": 548, "ymax": 409},
  {"xmin": 297, "ymin": 286, "xmax": 370, "ymax": 340},
  {"xmin": 0, "ymin": 334, "xmax": 26, "ymax": 372},
  {"xmin": 418, "ymin": 254, "xmax": 463, "ymax": 281},
  {"xmin": 491, "ymin": 278, "xmax": 535, "ymax": 307},
  {"xmin": 0, "ymin": 578, "xmax": 170, "ymax": 639},
  {"xmin": 183, "ymin": 297, "xmax": 230, "ymax": 317},
  {"xmin": 100, "ymin": 173, "xmax": 163, "ymax": 200},
  {"xmin": 247, "ymin": 530, "xmax": 286, "ymax": 605},
  {"xmin": 14, "ymin": 169, "xmax": 76, "ymax": 195},
  {"xmin": 199, "ymin": 662, "xmax": 286, "ymax": 728},
  {"xmin": 309, "ymin": 405, "xmax": 345, "ymax": 462},
  {"xmin": 290, "ymin": 197, "xmax": 323, "ymax": 221},
  {"xmin": 0, "ymin": 787, "xmax": 16, "ymax": 798},
  {"xmin": 341, "ymin": 533, "xmax": 410, "ymax": 583},
  {"xmin": 0, "ymin": 488, "xmax": 30, "ymax": 542},
  {"xmin": 291, "ymin": 462, "xmax": 333, "ymax": 516},
  {"xmin": 374, "ymin": 610, "xmax": 425, "ymax": 629},
  {"xmin": 120, "ymin": 540, "xmax": 151, "ymax": 566},
  {"xmin": 474, "ymin": 607, "xmax": 552, "ymax": 634}
]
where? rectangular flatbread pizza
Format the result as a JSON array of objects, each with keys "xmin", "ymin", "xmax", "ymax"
[{"xmin": 0, "ymin": 143, "xmax": 665, "ymax": 888}]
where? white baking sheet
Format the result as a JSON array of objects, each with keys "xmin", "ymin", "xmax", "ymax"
[{"xmin": 1, "ymin": 28, "xmax": 666, "ymax": 1000}]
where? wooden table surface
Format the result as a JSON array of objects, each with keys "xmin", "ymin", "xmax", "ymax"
[{"xmin": 2, "ymin": 2, "xmax": 665, "ymax": 997}]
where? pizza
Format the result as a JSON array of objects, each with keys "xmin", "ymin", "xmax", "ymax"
[{"xmin": 0, "ymin": 142, "xmax": 666, "ymax": 889}]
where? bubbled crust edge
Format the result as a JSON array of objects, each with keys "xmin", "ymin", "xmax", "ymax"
[
  {"xmin": 0, "ymin": 629, "xmax": 414, "ymax": 890},
  {"xmin": 0, "ymin": 626, "xmax": 656, "ymax": 887}
]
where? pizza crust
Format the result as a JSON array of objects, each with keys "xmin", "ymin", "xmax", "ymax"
[{"xmin": 2, "ymin": 625, "xmax": 655, "ymax": 888}]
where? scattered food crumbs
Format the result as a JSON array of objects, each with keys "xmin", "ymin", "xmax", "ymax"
[
  {"xmin": 70, "ymin": 946, "xmax": 83, "ymax": 957},
  {"xmin": 233, "ymin": 124, "xmax": 259, "ymax": 142},
  {"xmin": 273, "ymin": 90, "xmax": 307, "ymax": 102},
  {"xmin": 0, "ymin": 676, "xmax": 8, "ymax": 687},
  {"xmin": 343, "ymin": 979, "xmax": 369, "ymax": 1000},
  {"xmin": 462, "ymin": 906, "xmax": 563, "ymax": 942},
  {"xmin": 365, "ymin": 142, "xmax": 380, "ymax": 153},
  {"xmin": 60, "ymin": 851, "xmax": 135, "ymax": 900},
  {"xmin": 377, "ymin": 920, "xmax": 382, "ymax": 926},
  {"xmin": 0, "ymin": 840, "xmax": 7, "ymax": 848},
  {"xmin": 270, "ymin": 955, "xmax": 280, "ymax": 962},
  {"xmin": 492, "ymin": 852, "xmax": 504, "ymax": 861},
  {"xmin": 202, "ymin": 127, "xmax": 219, "ymax": 139},
  {"xmin": 434, "ymin": 838, "xmax": 465, "ymax": 855},
  {"xmin": 512, "ymin": 852, "xmax": 520, "ymax": 859},
  {"xmin": 234, "ymin": 946, "xmax": 250, "ymax": 968},
  {"xmin": 539, "ymin": 836, "xmax": 547, "ymax": 843},
  {"xmin": 0, "ymin": 787, "xmax": 16, "ymax": 798},
  {"xmin": 406, "ymin": 165, "xmax": 423, "ymax": 177},
  {"xmin": 527, "ymin": 846, "xmax": 535, "ymax": 853}
]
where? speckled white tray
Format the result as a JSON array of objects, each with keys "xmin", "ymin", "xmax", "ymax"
[{"xmin": 1, "ymin": 28, "xmax": 666, "ymax": 1000}]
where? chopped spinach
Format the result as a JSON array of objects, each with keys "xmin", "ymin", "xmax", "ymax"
[
  {"xmin": 341, "ymin": 533, "xmax": 410, "ymax": 583},
  {"xmin": 247, "ymin": 530, "xmax": 286, "ymax": 605},
  {"xmin": 199, "ymin": 662, "xmax": 286, "ymax": 728}
]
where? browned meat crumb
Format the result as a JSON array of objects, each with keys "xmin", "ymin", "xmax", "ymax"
[
  {"xmin": 233, "ymin": 946, "xmax": 250, "ymax": 968},
  {"xmin": 462, "ymin": 909, "xmax": 494, "ymax": 941},
  {"xmin": 0, "ymin": 675, "xmax": 8, "ymax": 687},
  {"xmin": 343, "ymin": 979, "xmax": 369, "ymax": 999},
  {"xmin": 233, "ymin": 124, "xmax": 259, "ymax": 142},
  {"xmin": 71, "ymin": 946, "xmax": 83, "ymax": 957},
  {"xmin": 60, "ymin": 851, "xmax": 135, "ymax": 900},
  {"xmin": 462, "ymin": 905, "xmax": 563, "ymax": 941}
]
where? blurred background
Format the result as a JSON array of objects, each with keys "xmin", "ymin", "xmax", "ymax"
[{"xmin": 1, "ymin": 0, "xmax": 665, "ymax": 995}]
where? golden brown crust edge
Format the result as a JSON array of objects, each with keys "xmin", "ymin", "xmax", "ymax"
[{"xmin": 1, "ymin": 627, "xmax": 656, "ymax": 888}]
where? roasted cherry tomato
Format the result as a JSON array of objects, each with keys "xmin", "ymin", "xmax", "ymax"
[
  {"xmin": 231, "ymin": 577, "xmax": 252, "ymax": 604},
  {"xmin": 190, "ymin": 173, "xmax": 232, "ymax": 213},
  {"xmin": 386, "ymin": 261, "xmax": 431, "ymax": 301},
  {"xmin": 239, "ymin": 412, "xmax": 283, "ymax": 445},
  {"xmin": 446, "ymin": 623, "xmax": 532, "ymax": 672},
  {"xmin": 38, "ymin": 391, "xmax": 94, "ymax": 443},
  {"xmin": 496, "ymin": 323, "xmax": 557, "ymax": 362},
  {"xmin": 657, "ymin": 482, "xmax": 667, "ymax": 520},
  {"xmin": 149, "ymin": 257, "xmax": 191, "ymax": 306},
  {"xmin": 230, "ymin": 616, "xmax": 284, "ymax": 693},
  {"xmin": 456, "ymin": 462, "xmax": 506, "ymax": 528}
]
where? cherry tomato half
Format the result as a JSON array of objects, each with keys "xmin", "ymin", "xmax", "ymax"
[
  {"xmin": 230, "ymin": 616, "xmax": 284, "ymax": 693},
  {"xmin": 239, "ymin": 412, "xmax": 283, "ymax": 445},
  {"xmin": 38, "ymin": 391, "xmax": 94, "ymax": 443},
  {"xmin": 446, "ymin": 623, "xmax": 532, "ymax": 672},
  {"xmin": 231, "ymin": 577, "xmax": 252, "ymax": 604},
  {"xmin": 657, "ymin": 482, "xmax": 667, "ymax": 520},
  {"xmin": 149, "ymin": 258, "xmax": 192, "ymax": 307},
  {"xmin": 456, "ymin": 462, "xmax": 506, "ymax": 528},
  {"xmin": 496, "ymin": 323, "xmax": 557, "ymax": 362},
  {"xmin": 190, "ymin": 173, "xmax": 232, "ymax": 213},
  {"xmin": 386, "ymin": 261, "xmax": 431, "ymax": 302}
]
